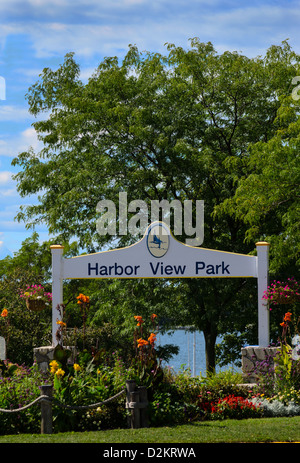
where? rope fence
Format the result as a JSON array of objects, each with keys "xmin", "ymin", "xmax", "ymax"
[{"xmin": 0, "ymin": 379, "xmax": 148, "ymax": 434}]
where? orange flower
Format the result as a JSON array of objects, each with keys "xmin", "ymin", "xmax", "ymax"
[
  {"xmin": 56, "ymin": 320, "xmax": 67, "ymax": 328},
  {"xmin": 76, "ymin": 293, "xmax": 90, "ymax": 304},
  {"xmin": 280, "ymin": 322, "xmax": 288, "ymax": 328},
  {"xmin": 1, "ymin": 308, "xmax": 8, "ymax": 317},
  {"xmin": 148, "ymin": 332, "xmax": 156, "ymax": 346},
  {"xmin": 134, "ymin": 315, "xmax": 144, "ymax": 326},
  {"xmin": 137, "ymin": 338, "xmax": 148, "ymax": 348},
  {"xmin": 151, "ymin": 313, "xmax": 157, "ymax": 322},
  {"xmin": 284, "ymin": 312, "xmax": 292, "ymax": 322}
]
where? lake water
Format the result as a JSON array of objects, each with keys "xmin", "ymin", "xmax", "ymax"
[{"xmin": 157, "ymin": 329, "xmax": 239, "ymax": 376}]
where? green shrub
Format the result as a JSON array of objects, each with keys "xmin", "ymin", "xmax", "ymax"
[{"xmin": 0, "ymin": 362, "xmax": 47, "ymax": 435}]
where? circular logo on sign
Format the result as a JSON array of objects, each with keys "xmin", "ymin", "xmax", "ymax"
[{"xmin": 147, "ymin": 223, "xmax": 169, "ymax": 258}]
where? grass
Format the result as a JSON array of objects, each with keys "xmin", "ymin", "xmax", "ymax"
[{"xmin": 0, "ymin": 416, "xmax": 299, "ymax": 443}]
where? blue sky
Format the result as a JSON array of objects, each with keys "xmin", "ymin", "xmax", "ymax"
[{"xmin": 0, "ymin": 0, "xmax": 299, "ymax": 257}]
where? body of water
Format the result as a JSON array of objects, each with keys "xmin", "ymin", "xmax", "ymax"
[{"xmin": 157, "ymin": 329, "xmax": 239, "ymax": 376}]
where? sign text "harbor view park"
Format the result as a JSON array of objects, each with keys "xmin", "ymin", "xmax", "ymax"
[{"xmin": 87, "ymin": 260, "xmax": 231, "ymax": 277}]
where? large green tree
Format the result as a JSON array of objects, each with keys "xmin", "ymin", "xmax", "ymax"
[
  {"xmin": 222, "ymin": 92, "xmax": 300, "ymax": 276},
  {"xmin": 12, "ymin": 39, "xmax": 300, "ymax": 372}
]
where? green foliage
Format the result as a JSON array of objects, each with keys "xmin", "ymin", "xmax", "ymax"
[
  {"xmin": 148, "ymin": 391, "xmax": 186, "ymax": 426},
  {"xmin": 0, "ymin": 291, "xmax": 51, "ymax": 365},
  {"xmin": 274, "ymin": 344, "xmax": 293, "ymax": 383},
  {"xmin": 251, "ymin": 307, "xmax": 300, "ymax": 399},
  {"xmin": 216, "ymin": 329, "xmax": 256, "ymax": 368},
  {"xmin": 225, "ymin": 98, "xmax": 300, "ymax": 274},
  {"xmin": 49, "ymin": 356, "xmax": 129, "ymax": 432},
  {"xmin": 53, "ymin": 344, "xmax": 72, "ymax": 370},
  {"xmin": 128, "ymin": 314, "xmax": 164, "ymax": 394},
  {"xmin": 0, "ymin": 234, "xmax": 53, "ymax": 363},
  {"xmin": 0, "ymin": 355, "xmax": 299, "ymax": 435},
  {"xmin": 0, "ymin": 363, "xmax": 46, "ymax": 434}
]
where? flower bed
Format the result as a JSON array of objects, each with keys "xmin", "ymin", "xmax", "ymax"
[
  {"xmin": 0, "ymin": 290, "xmax": 299, "ymax": 434},
  {"xmin": 0, "ymin": 356, "xmax": 300, "ymax": 434}
]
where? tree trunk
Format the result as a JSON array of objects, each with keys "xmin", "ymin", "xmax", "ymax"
[{"xmin": 203, "ymin": 327, "xmax": 217, "ymax": 374}]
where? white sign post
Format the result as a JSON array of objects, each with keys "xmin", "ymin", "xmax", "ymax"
[
  {"xmin": 256, "ymin": 241, "xmax": 270, "ymax": 347},
  {"xmin": 50, "ymin": 244, "xmax": 64, "ymax": 346},
  {"xmin": 50, "ymin": 222, "xmax": 269, "ymax": 346}
]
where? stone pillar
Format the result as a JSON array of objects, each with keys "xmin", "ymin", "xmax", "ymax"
[
  {"xmin": 241, "ymin": 346, "xmax": 278, "ymax": 383},
  {"xmin": 0, "ymin": 336, "xmax": 6, "ymax": 360},
  {"xmin": 33, "ymin": 345, "xmax": 76, "ymax": 372}
]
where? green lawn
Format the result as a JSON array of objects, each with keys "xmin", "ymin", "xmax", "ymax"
[{"xmin": 0, "ymin": 416, "xmax": 299, "ymax": 443}]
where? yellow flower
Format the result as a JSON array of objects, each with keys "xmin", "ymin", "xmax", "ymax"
[
  {"xmin": 73, "ymin": 363, "xmax": 81, "ymax": 372},
  {"xmin": 55, "ymin": 368, "xmax": 65, "ymax": 378},
  {"xmin": 49, "ymin": 360, "xmax": 59, "ymax": 373}
]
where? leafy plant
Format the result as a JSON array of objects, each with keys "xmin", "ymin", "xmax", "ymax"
[
  {"xmin": 0, "ymin": 362, "xmax": 47, "ymax": 434},
  {"xmin": 148, "ymin": 391, "xmax": 186, "ymax": 426},
  {"xmin": 130, "ymin": 314, "xmax": 163, "ymax": 393}
]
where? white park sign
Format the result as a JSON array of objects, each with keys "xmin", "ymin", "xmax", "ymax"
[{"xmin": 50, "ymin": 221, "xmax": 269, "ymax": 347}]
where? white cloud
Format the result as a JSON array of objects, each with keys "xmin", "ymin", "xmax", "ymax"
[
  {"xmin": 22, "ymin": 127, "xmax": 39, "ymax": 146},
  {"xmin": 0, "ymin": 220, "xmax": 27, "ymax": 230},
  {"xmin": 0, "ymin": 105, "xmax": 31, "ymax": 122},
  {"xmin": 0, "ymin": 170, "xmax": 12, "ymax": 184},
  {"xmin": 0, "ymin": 188, "xmax": 16, "ymax": 197},
  {"xmin": 0, "ymin": 170, "xmax": 18, "ymax": 201},
  {"xmin": 0, "ymin": 125, "xmax": 41, "ymax": 157},
  {"xmin": 1, "ymin": 0, "xmax": 299, "ymax": 59}
]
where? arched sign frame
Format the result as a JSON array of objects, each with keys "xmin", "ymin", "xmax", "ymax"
[{"xmin": 50, "ymin": 221, "xmax": 269, "ymax": 347}]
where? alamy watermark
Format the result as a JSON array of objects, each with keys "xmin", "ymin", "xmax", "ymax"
[
  {"xmin": 291, "ymin": 76, "xmax": 300, "ymax": 101},
  {"xmin": 0, "ymin": 76, "xmax": 6, "ymax": 100},
  {"xmin": 96, "ymin": 193, "xmax": 204, "ymax": 246}
]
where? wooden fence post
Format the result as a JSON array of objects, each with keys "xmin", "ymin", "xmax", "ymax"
[
  {"xmin": 40, "ymin": 384, "xmax": 53, "ymax": 434},
  {"xmin": 126, "ymin": 380, "xmax": 136, "ymax": 428},
  {"xmin": 138, "ymin": 386, "xmax": 149, "ymax": 428},
  {"xmin": 126, "ymin": 380, "xmax": 149, "ymax": 429},
  {"xmin": 130, "ymin": 390, "xmax": 140, "ymax": 429}
]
